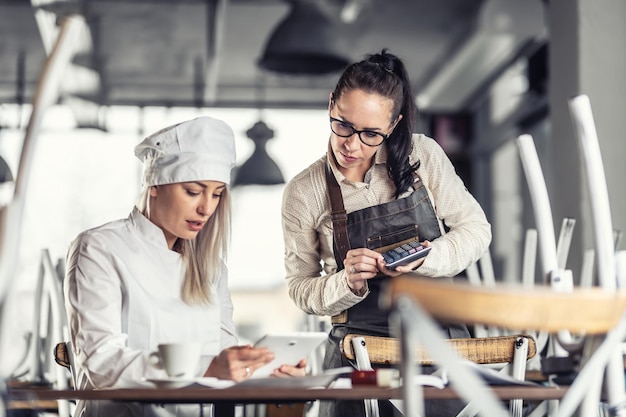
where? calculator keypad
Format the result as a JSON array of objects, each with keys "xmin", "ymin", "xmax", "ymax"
[{"xmin": 382, "ymin": 240, "xmax": 431, "ymax": 269}]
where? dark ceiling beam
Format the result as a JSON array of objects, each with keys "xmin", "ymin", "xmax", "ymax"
[
  {"xmin": 16, "ymin": 50, "xmax": 26, "ymax": 107},
  {"xmin": 86, "ymin": 0, "xmax": 209, "ymax": 3},
  {"xmin": 62, "ymin": 97, "xmax": 329, "ymax": 110},
  {"xmin": 193, "ymin": 56, "xmax": 205, "ymax": 108}
]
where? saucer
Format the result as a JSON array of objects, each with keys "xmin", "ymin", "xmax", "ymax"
[{"xmin": 145, "ymin": 377, "xmax": 234, "ymax": 389}]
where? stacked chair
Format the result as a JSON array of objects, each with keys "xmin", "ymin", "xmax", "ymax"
[
  {"xmin": 9, "ymin": 249, "xmax": 72, "ymax": 417},
  {"xmin": 380, "ymin": 94, "xmax": 626, "ymax": 417}
]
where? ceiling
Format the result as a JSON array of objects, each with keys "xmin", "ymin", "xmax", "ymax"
[{"xmin": 0, "ymin": 0, "xmax": 546, "ymax": 127}]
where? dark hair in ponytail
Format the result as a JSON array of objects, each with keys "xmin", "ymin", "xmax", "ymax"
[{"xmin": 331, "ymin": 49, "xmax": 419, "ymax": 197}]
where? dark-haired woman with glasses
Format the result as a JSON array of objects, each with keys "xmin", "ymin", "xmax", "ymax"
[{"xmin": 281, "ymin": 49, "xmax": 491, "ymax": 416}]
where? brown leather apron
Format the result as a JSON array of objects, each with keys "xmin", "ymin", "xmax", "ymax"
[{"xmin": 319, "ymin": 160, "xmax": 469, "ymax": 417}]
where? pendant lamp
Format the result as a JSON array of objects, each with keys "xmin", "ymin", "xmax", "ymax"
[
  {"xmin": 0, "ymin": 156, "xmax": 13, "ymax": 183},
  {"xmin": 257, "ymin": 0, "xmax": 351, "ymax": 75},
  {"xmin": 232, "ymin": 120, "xmax": 285, "ymax": 187}
]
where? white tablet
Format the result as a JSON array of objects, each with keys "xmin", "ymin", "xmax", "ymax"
[{"xmin": 251, "ymin": 332, "xmax": 328, "ymax": 378}]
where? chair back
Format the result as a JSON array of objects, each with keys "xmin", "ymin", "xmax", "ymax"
[{"xmin": 341, "ymin": 333, "xmax": 536, "ymax": 366}]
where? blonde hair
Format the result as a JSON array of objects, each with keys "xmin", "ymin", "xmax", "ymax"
[{"xmin": 137, "ymin": 187, "xmax": 231, "ymax": 305}]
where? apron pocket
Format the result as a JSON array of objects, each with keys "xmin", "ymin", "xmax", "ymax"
[{"xmin": 366, "ymin": 224, "xmax": 419, "ymax": 253}]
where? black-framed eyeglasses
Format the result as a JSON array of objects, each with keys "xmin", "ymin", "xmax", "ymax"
[{"xmin": 329, "ymin": 116, "xmax": 388, "ymax": 147}]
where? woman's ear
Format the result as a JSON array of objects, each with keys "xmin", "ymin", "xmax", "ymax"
[
  {"xmin": 328, "ymin": 92, "xmax": 334, "ymax": 112},
  {"xmin": 391, "ymin": 114, "xmax": 403, "ymax": 130},
  {"xmin": 149, "ymin": 186, "xmax": 158, "ymax": 197}
]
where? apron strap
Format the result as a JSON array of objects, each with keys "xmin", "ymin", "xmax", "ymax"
[
  {"xmin": 326, "ymin": 159, "xmax": 351, "ymax": 325},
  {"xmin": 325, "ymin": 158, "xmax": 351, "ymax": 264}
]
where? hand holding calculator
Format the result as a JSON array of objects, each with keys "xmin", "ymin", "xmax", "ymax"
[{"xmin": 382, "ymin": 240, "xmax": 431, "ymax": 270}]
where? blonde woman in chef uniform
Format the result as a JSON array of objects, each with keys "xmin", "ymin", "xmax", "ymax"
[{"xmin": 64, "ymin": 116, "xmax": 304, "ymax": 417}]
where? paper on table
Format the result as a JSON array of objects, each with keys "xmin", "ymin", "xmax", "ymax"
[{"xmin": 236, "ymin": 366, "xmax": 353, "ymax": 388}]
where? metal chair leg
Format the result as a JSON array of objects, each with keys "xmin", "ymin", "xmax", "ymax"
[{"xmin": 351, "ymin": 336, "xmax": 380, "ymax": 417}]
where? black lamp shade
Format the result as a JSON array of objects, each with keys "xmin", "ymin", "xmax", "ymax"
[
  {"xmin": 233, "ymin": 149, "xmax": 285, "ymax": 186},
  {"xmin": 232, "ymin": 121, "xmax": 285, "ymax": 186},
  {"xmin": 258, "ymin": 1, "xmax": 351, "ymax": 75}
]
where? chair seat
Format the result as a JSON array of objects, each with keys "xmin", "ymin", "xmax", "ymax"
[
  {"xmin": 382, "ymin": 275, "xmax": 626, "ymax": 334},
  {"xmin": 341, "ymin": 334, "xmax": 536, "ymax": 366}
]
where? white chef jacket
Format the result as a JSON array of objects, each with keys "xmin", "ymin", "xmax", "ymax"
[{"xmin": 64, "ymin": 207, "xmax": 238, "ymax": 417}]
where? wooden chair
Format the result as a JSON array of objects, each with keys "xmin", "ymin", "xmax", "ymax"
[
  {"xmin": 340, "ymin": 332, "xmax": 537, "ymax": 417},
  {"xmin": 340, "ymin": 334, "xmax": 536, "ymax": 368},
  {"xmin": 382, "ymin": 275, "xmax": 626, "ymax": 417}
]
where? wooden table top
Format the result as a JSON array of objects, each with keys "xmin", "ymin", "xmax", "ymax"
[{"xmin": 8, "ymin": 384, "xmax": 568, "ymax": 405}]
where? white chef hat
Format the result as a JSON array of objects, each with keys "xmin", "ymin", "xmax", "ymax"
[{"xmin": 134, "ymin": 116, "xmax": 236, "ymax": 186}]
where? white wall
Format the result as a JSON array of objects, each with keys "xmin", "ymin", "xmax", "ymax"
[{"xmin": 0, "ymin": 103, "xmax": 330, "ymax": 377}]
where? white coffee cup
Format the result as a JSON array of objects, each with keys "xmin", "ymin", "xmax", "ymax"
[{"xmin": 150, "ymin": 342, "xmax": 202, "ymax": 378}]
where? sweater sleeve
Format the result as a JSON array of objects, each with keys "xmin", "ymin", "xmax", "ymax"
[
  {"xmin": 412, "ymin": 136, "xmax": 492, "ymax": 277},
  {"xmin": 281, "ymin": 166, "xmax": 367, "ymax": 317}
]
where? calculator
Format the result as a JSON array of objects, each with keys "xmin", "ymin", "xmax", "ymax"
[{"xmin": 382, "ymin": 240, "xmax": 431, "ymax": 270}]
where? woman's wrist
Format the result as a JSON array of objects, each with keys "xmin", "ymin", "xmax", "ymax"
[{"xmin": 349, "ymin": 284, "xmax": 367, "ymax": 296}]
